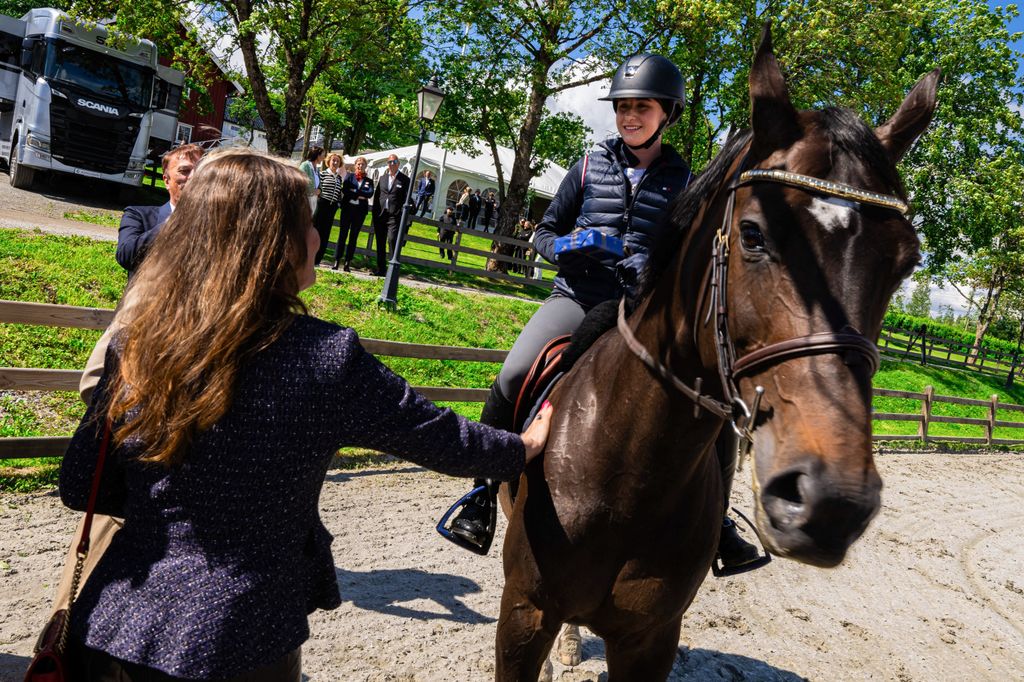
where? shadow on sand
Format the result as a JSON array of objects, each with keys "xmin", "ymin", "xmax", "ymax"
[{"xmin": 336, "ymin": 567, "xmax": 494, "ymax": 624}]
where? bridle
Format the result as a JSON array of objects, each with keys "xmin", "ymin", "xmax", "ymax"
[{"xmin": 618, "ymin": 164, "xmax": 907, "ymax": 466}]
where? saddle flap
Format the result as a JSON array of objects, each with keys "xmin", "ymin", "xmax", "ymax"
[{"xmin": 513, "ymin": 334, "xmax": 572, "ymax": 431}]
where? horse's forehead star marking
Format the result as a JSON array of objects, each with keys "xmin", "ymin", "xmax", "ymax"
[{"xmin": 807, "ymin": 197, "xmax": 857, "ymax": 233}]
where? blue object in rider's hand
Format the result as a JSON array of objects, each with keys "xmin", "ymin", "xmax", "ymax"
[{"xmin": 554, "ymin": 228, "xmax": 624, "ymax": 260}]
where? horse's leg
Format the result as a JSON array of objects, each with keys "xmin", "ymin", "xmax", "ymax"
[
  {"xmin": 494, "ymin": 588, "xmax": 560, "ymax": 682},
  {"xmin": 603, "ymin": 617, "xmax": 683, "ymax": 682},
  {"xmin": 555, "ymin": 623, "xmax": 582, "ymax": 666}
]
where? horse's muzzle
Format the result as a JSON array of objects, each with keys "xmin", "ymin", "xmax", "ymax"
[{"xmin": 757, "ymin": 457, "xmax": 881, "ymax": 567}]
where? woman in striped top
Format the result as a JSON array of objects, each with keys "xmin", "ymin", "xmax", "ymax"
[{"xmin": 313, "ymin": 153, "xmax": 344, "ymax": 266}]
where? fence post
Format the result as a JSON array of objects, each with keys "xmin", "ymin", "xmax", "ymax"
[
  {"xmin": 987, "ymin": 394, "xmax": 999, "ymax": 446},
  {"xmin": 452, "ymin": 229, "xmax": 463, "ymax": 267},
  {"xmin": 920, "ymin": 325, "xmax": 928, "ymax": 365},
  {"xmin": 918, "ymin": 385, "xmax": 933, "ymax": 443}
]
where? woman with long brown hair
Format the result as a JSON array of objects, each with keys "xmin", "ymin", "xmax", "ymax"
[{"xmin": 58, "ymin": 148, "xmax": 551, "ymax": 681}]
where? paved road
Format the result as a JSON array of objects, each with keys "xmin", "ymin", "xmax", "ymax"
[{"xmin": 0, "ymin": 165, "xmax": 145, "ymax": 241}]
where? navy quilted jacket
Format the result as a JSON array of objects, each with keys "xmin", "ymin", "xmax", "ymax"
[{"xmin": 533, "ymin": 137, "xmax": 692, "ymax": 307}]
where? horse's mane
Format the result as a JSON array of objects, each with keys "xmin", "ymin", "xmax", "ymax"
[
  {"xmin": 819, "ymin": 107, "xmax": 905, "ymax": 197},
  {"xmin": 640, "ymin": 107, "xmax": 905, "ymax": 299},
  {"xmin": 640, "ymin": 129, "xmax": 752, "ymax": 298}
]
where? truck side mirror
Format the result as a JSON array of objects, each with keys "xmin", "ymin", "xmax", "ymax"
[{"xmin": 20, "ymin": 38, "xmax": 33, "ymax": 71}]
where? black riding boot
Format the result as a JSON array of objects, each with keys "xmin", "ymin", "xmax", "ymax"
[
  {"xmin": 448, "ymin": 382, "xmax": 516, "ymax": 552},
  {"xmin": 715, "ymin": 429, "xmax": 761, "ymax": 569}
]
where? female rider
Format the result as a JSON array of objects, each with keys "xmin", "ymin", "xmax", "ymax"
[{"xmin": 444, "ymin": 53, "xmax": 760, "ymax": 570}]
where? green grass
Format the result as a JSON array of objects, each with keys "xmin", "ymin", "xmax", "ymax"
[
  {"xmin": 63, "ymin": 210, "xmax": 122, "ymax": 228},
  {"xmin": 0, "ymin": 228, "xmax": 540, "ymax": 490},
  {"xmin": 873, "ymin": 360, "xmax": 1024, "ymax": 441},
  {"xmin": 319, "ymin": 217, "xmax": 553, "ymax": 300}
]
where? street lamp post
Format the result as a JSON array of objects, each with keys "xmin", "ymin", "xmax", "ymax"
[{"xmin": 379, "ymin": 76, "xmax": 445, "ymax": 308}]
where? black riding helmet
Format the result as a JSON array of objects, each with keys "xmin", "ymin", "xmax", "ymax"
[{"xmin": 600, "ymin": 54, "xmax": 686, "ymax": 150}]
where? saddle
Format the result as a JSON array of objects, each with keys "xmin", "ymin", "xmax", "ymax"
[{"xmin": 512, "ymin": 334, "xmax": 571, "ymax": 432}]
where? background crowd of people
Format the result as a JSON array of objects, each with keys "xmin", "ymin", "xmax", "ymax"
[{"xmin": 294, "ymin": 149, "xmax": 522, "ymax": 273}]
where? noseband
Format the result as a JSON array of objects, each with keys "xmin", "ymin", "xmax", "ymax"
[{"xmin": 618, "ymin": 166, "xmax": 905, "ymax": 463}]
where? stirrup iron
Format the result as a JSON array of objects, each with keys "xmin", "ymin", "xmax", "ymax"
[{"xmin": 436, "ymin": 484, "xmax": 497, "ymax": 555}]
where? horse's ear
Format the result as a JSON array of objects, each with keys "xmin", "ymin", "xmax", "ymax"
[
  {"xmin": 749, "ymin": 22, "xmax": 800, "ymax": 158},
  {"xmin": 875, "ymin": 69, "xmax": 941, "ymax": 162}
]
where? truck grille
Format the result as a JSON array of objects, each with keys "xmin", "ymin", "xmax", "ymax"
[{"xmin": 49, "ymin": 99, "xmax": 139, "ymax": 174}]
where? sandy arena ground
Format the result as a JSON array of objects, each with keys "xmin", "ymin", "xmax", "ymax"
[{"xmin": 1, "ymin": 450, "xmax": 1022, "ymax": 681}]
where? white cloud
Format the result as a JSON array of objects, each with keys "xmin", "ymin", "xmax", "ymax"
[{"xmin": 547, "ymin": 77, "xmax": 617, "ymax": 146}]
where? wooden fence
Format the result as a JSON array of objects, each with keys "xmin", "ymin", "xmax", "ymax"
[
  {"xmin": 3, "ymin": 300, "xmax": 1024, "ymax": 460},
  {"xmin": 337, "ymin": 214, "xmax": 555, "ymax": 290},
  {"xmin": 877, "ymin": 325, "xmax": 1020, "ymax": 382}
]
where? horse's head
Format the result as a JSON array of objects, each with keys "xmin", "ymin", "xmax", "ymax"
[{"xmin": 713, "ymin": 28, "xmax": 937, "ymax": 567}]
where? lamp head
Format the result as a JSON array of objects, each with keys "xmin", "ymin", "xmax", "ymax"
[{"xmin": 418, "ymin": 75, "xmax": 445, "ymax": 123}]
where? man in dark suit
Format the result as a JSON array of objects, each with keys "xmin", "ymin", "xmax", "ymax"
[
  {"xmin": 371, "ymin": 154, "xmax": 411, "ymax": 275},
  {"xmin": 415, "ymin": 170, "xmax": 435, "ymax": 217},
  {"xmin": 115, "ymin": 144, "xmax": 203, "ymax": 279},
  {"xmin": 467, "ymin": 189, "xmax": 482, "ymax": 230}
]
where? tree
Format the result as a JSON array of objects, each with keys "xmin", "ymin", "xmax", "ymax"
[
  {"xmin": 906, "ymin": 277, "xmax": 932, "ymax": 318},
  {"xmin": 933, "ymin": 144, "xmax": 1024, "ymax": 363},
  {"xmin": 74, "ymin": 0, "xmax": 421, "ymax": 155},
  {"xmin": 426, "ymin": 0, "xmax": 654, "ymax": 239}
]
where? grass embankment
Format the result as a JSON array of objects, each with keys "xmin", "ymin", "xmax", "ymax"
[
  {"xmin": 873, "ymin": 361, "xmax": 1024, "ymax": 443},
  {"xmin": 1, "ymin": 229, "xmax": 539, "ymax": 490}
]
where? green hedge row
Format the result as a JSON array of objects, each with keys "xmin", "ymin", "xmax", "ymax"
[{"xmin": 883, "ymin": 311, "xmax": 1019, "ymax": 357}]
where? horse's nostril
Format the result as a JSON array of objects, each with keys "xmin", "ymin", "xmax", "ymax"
[{"xmin": 762, "ymin": 470, "xmax": 810, "ymax": 531}]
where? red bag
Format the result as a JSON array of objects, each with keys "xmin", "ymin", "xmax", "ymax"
[{"xmin": 24, "ymin": 421, "xmax": 111, "ymax": 682}]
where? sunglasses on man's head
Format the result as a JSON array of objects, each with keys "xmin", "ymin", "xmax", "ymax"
[{"xmin": 388, "ymin": 160, "xmax": 399, "ymax": 165}]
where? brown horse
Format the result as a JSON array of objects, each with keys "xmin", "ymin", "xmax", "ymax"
[{"xmin": 495, "ymin": 27, "xmax": 938, "ymax": 681}]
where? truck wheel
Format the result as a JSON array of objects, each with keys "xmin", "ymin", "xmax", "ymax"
[{"xmin": 9, "ymin": 144, "xmax": 34, "ymax": 189}]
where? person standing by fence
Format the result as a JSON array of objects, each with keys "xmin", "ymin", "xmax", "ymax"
[
  {"xmin": 371, "ymin": 154, "xmax": 411, "ymax": 276},
  {"xmin": 335, "ymin": 156, "xmax": 374, "ymax": 272},
  {"xmin": 313, "ymin": 153, "xmax": 344, "ymax": 267},
  {"xmin": 467, "ymin": 189, "xmax": 482, "ymax": 230},
  {"xmin": 298, "ymin": 146, "xmax": 324, "ymax": 214},
  {"xmin": 415, "ymin": 170, "xmax": 435, "ymax": 217},
  {"xmin": 482, "ymin": 191, "xmax": 497, "ymax": 231},
  {"xmin": 57, "ymin": 148, "xmax": 553, "ymax": 681},
  {"xmin": 437, "ymin": 206, "xmax": 457, "ymax": 260},
  {"xmin": 455, "ymin": 186, "xmax": 471, "ymax": 227}
]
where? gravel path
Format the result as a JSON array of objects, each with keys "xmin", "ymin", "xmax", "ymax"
[{"xmin": 2, "ymin": 451, "xmax": 1022, "ymax": 681}]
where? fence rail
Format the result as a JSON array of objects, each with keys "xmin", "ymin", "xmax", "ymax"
[
  {"xmin": 877, "ymin": 325, "xmax": 1021, "ymax": 382},
  {"xmin": 3, "ymin": 300, "xmax": 1024, "ymax": 461},
  {"xmin": 335, "ymin": 215, "xmax": 553, "ymax": 290}
]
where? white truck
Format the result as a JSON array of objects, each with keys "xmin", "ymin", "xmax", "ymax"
[{"xmin": 0, "ymin": 8, "xmax": 181, "ymax": 190}]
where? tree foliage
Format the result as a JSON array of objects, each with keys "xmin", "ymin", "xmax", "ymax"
[
  {"xmin": 425, "ymin": 0, "xmax": 652, "ymax": 238},
  {"xmin": 70, "ymin": 0, "xmax": 421, "ymax": 155}
]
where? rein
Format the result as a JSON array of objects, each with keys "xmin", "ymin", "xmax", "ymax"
[{"xmin": 618, "ymin": 166, "xmax": 897, "ymax": 465}]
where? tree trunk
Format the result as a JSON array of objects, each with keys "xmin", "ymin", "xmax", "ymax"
[
  {"xmin": 1004, "ymin": 313, "xmax": 1024, "ymax": 388},
  {"xmin": 489, "ymin": 66, "xmax": 548, "ymax": 271},
  {"xmin": 344, "ymin": 112, "xmax": 367, "ymax": 157},
  {"xmin": 681, "ymin": 67, "xmax": 705, "ymax": 168},
  {"xmin": 301, "ymin": 103, "xmax": 314, "ymax": 160},
  {"xmin": 968, "ymin": 278, "xmax": 1003, "ymax": 365}
]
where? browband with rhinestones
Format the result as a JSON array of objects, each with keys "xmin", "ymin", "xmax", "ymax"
[{"xmin": 737, "ymin": 169, "xmax": 910, "ymax": 215}]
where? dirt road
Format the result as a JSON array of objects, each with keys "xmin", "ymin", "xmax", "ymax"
[{"xmin": 2, "ymin": 450, "xmax": 1022, "ymax": 681}]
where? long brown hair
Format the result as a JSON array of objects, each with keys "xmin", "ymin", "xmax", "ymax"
[{"xmin": 105, "ymin": 148, "xmax": 311, "ymax": 466}]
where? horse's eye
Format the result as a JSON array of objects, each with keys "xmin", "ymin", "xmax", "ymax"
[{"xmin": 740, "ymin": 223, "xmax": 766, "ymax": 251}]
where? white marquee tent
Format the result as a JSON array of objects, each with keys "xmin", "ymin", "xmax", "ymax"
[{"xmin": 346, "ymin": 141, "xmax": 569, "ymax": 222}]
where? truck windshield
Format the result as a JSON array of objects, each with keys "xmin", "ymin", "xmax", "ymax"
[{"xmin": 43, "ymin": 40, "xmax": 152, "ymax": 109}]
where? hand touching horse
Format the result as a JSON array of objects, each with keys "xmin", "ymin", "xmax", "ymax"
[{"xmin": 495, "ymin": 27, "xmax": 938, "ymax": 681}]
